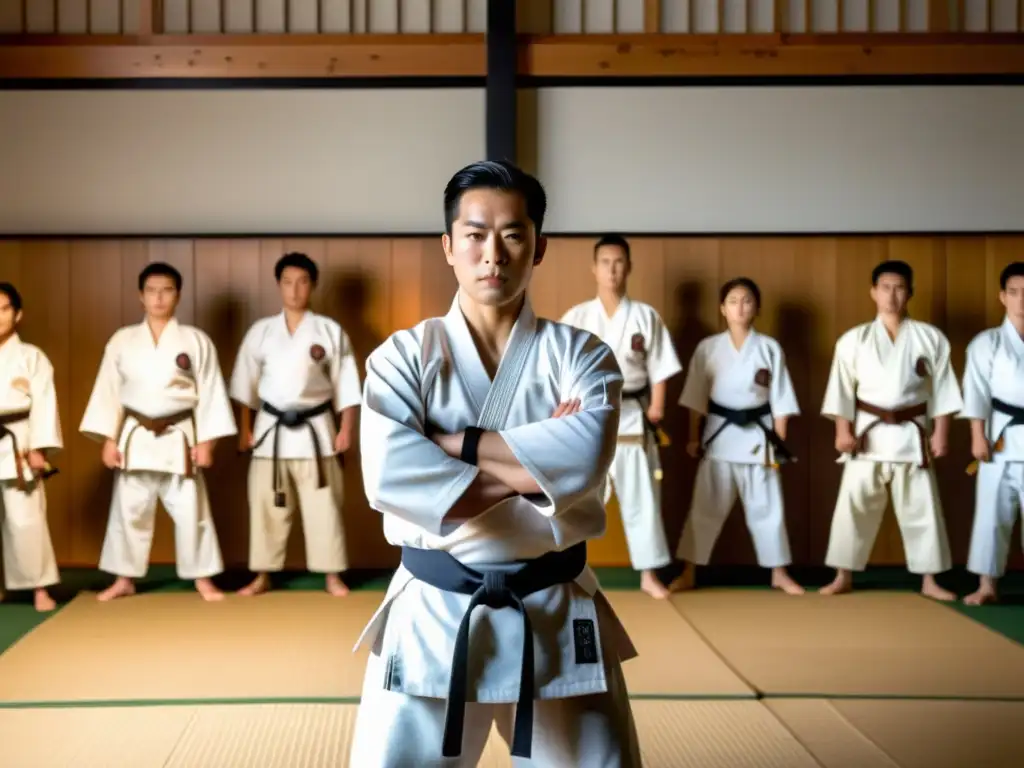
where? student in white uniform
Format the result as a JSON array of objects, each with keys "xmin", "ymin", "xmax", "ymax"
[
  {"xmin": 0, "ymin": 284, "xmax": 61, "ymax": 612},
  {"xmin": 559, "ymin": 234, "xmax": 682, "ymax": 599},
  {"xmin": 231, "ymin": 252, "xmax": 361, "ymax": 597},
  {"xmin": 820, "ymin": 260, "xmax": 962, "ymax": 600},
  {"xmin": 959, "ymin": 261, "xmax": 1024, "ymax": 606},
  {"xmin": 348, "ymin": 161, "xmax": 641, "ymax": 767},
  {"xmin": 673, "ymin": 277, "xmax": 804, "ymax": 595},
  {"xmin": 80, "ymin": 263, "xmax": 237, "ymax": 602}
]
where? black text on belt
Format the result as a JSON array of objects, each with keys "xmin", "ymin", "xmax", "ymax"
[
  {"xmin": 702, "ymin": 400, "xmax": 795, "ymax": 465},
  {"xmin": 399, "ymin": 542, "xmax": 588, "ymax": 759},
  {"xmin": 251, "ymin": 400, "xmax": 334, "ymax": 507}
]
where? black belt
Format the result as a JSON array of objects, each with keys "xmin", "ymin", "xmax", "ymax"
[
  {"xmin": 702, "ymin": 400, "xmax": 795, "ymax": 465},
  {"xmin": 990, "ymin": 398, "xmax": 1024, "ymax": 452},
  {"xmin": 399, "ymin": 542, "xmax": 588, "ymax": 759},
  {"xmin": 251, "ymin": 400, "xmax": 334, "ymax": 507},
  {"xmin": 622, "ymin": 384, "xmax": 664, "ymax": 446}
]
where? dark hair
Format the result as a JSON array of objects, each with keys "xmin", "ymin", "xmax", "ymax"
[
  {"xmin": 138, "ymin": 262, "xmax": 183, "ymax": 292},
  {"xmin": 719, "ymin": 277, "xmax": 761, "ymax": 308},
  {"xmin": 871, "ymin": 260, "xmax": 913, "ymax": 296},
  {"xmin": 1000, "ymin": 262, "xmax": 1024, "ymax": 290},
  {"xmin": 0, "ymin": 282, "xmax": 22, "ymax": 314},
  {"xmin": 275, "ymin": 252, "xmax": 319, "ymax": 285},
  {"xmin": 443, "ymin": 160, "xmax": 547, "ymax": 236},
  {"xmin": 593, "ymin": 234, "xmax": 631, "ymax": 265}
]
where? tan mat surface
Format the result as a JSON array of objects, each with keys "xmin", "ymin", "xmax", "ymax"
[
  {"xmin": 0, "ymin": 701, "xmax": 827, "ymax": 768},
  {"xmin": 827, "ymin": 699, "xmax": 1024, "ymax": 768},
  {"xmin": 603, "ymin": 591, "xmax": 754, "ymax": 696},
  {"xmin": 0, "ymin": 589, "xmax": 752, "ymax": 704},
  {"xmin": 0, "ymin": 591, "xmax": 382, "ymax": 702},
  {"xmin": 670, "ymin": 589, "xmax": 1024, "ymax": 697}
]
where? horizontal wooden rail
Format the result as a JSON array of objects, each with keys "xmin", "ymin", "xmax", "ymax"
[{"xmin": 0, "ymin": 33, "xmax": 486, "ymax": 79}]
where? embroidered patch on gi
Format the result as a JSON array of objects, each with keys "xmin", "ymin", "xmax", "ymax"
[
  {"xmin": 176, "ymin": 353, "xmax": 192, "ymax": 371},
  {"xmin": 754, "ymin": 368, "xmax": 772, "ymax": 387},
  {"xmin": 573, "ymin": 619, "xmax": 599, "ymax": 664},
  {"xmin": 630, "ymin": 333, "xmax": 645, "ymax": 352},
  {"xmin": 10, "ymin": 377, "xmax": 30, "ymax": 394},
  {"xmin": 310, "ymin": 343, "xmax": 326, "ymax": 362},
  {"xmin": 915, "ymin": 356, "xmax": 929, "ymax": 377}
]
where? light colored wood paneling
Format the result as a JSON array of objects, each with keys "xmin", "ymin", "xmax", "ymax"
[{"xmin": 3, "ymin": 234, "xmax": 1023, "ymax": 574}]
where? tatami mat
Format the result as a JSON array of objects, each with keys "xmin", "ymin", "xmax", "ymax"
[
  {"xmin": 669, "ymin": 589, "xmax": 1024, "ymax": 698},
  {"xmin": 768, "ymin": 699, "xmax": 1024, "ymax": 768},
  {"xmin": 602, "ymin": 591, "xmax": 754, "ymax": 697},
  {"xmin": 0, "ymin": 591, "xmax": 380, "ymax": 703},
  {"xmin": 0, "ymin": 701, "xmax": 827, "ymax": 768},
  {"xmin": 0, "ymin": 589, "xmax": 753, "ymax": 705}
]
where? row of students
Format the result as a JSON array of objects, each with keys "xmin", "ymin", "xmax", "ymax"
[
  {"xmin": 0, "ymin": 233, "xmax": 1020, "ymax": 619},
  {"xmin": 559, "ymin": 237, "xmax": 1023, "ymax": 608},
  {"xmin": 0, "ymin": 252, "xmax": 360, "ymax": 610}
]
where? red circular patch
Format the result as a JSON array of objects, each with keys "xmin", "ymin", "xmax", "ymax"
[
  {"xmin": 631, "ymin": 333, "xmax": 645, "ymax": 352},
  {"xmin": 310, "ymin": 344, "xmax": 326, "ymax": 362},
  {"xmin": 176, "ymin": 353, "xmax": 192, "ymax": 371}
]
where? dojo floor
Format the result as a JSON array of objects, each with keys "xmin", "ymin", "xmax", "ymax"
[{"xmin": 1, "ymin": 567, "xmax": 1023, "ymax": 767}]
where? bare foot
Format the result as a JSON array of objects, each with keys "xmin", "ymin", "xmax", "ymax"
[
  {"xmin": 921, "ymin": 575, "xmax": 957, "ymax": 602},
  {"xmin": 640, "ymin": 570, "xmax": 670, "ymax": 599},
  {"xmin": 771, "ymin": 567, "xmax": 805, "ymax": 595},
  {"xmin": 325, "ymin": 573, "xmax": 350, "ymax": 597},
  {"xmin": 667, "ymin": 563, "xmax": 696, "ymax": 593},
  {"xmin": 238, "ymin": 573, "xmax": 271, "ymax": 596},
  {"xmin": 97, "ymin": 577, "xmax": 136, "ymax": 602},
  {"xmin": 819, "ymin": 569, "xmax": 853, "ymax": 595},
  {"xmin": 34, "ymin": 588, "xmax": 57, "ymax": 612},
  {"xmin": 963, "ymin": 576, "xmax": 998, "ymax": 606},
  {"xmin": 195, "ymin": 578, "xmax": 225, "ymax": 602}
]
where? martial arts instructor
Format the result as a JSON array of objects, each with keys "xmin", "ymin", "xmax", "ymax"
[{"xmin": 348, "ymin": 160, "xmax": 642, "ymax": 766}]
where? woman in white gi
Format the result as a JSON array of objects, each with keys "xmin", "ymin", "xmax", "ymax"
[
  {"xmin": 231, "ymin": 252, "xmax": 361, "ymax": 597},
  {"xmin": 0, "ymin": 283, "xmax": 61, "ymax": 612},
  {"xmin": 560, "ymin": 234, "xmax": 682, "ymax": 599},
  {"xmin": 959, "ymin": 261, "xmax": 1024, "ymax": 606},
  {"xmin": 819, "ymin": 260, "xmax": 962, "ymax": 600},
  {"xmin": 673, "ymin": 277, "xmax": 804, "ymax": 595},
  {"xmin": 348, "ymin": 161, "xmax": 641, "ymax": 767},
  {"xmin": 80, "ymin": 263, "xmax": 237, "ymax": 602}
]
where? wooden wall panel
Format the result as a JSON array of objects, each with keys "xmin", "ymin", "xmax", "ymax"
[{"xmin": 1, "ymin": 234, "xmax": 1022, "ymax": 574}]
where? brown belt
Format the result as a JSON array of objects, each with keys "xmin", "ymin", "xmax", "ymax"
[
  {"xmin": 0, "ymin": 409, "xmax": 31, "ymax": 491},
  {"xmin": 853, "ymin": 399, "xmax": 930, "ymax": 468},
  {"xmin": 121, "ymin": 407, "xmax": 197, "ymax": 477}
]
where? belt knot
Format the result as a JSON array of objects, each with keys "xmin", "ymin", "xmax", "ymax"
[{"xmin": 481, "ymin": 570, "xmax": 510, "ymax": 607}]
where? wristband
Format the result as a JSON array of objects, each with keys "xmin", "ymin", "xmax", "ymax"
[{"xmin": 461, "ymin": 426, "xmax": 484, "ymax": 466}]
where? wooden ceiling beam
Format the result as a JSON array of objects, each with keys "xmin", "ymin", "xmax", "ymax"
[
  {"xmin": 0, "ymin": 34, "xmax": 486, "ymax": 79},
  {"xmin": 1, "ymin": 32, "xmax": 1023, "ymax": 81},
  {"xmin": 520, "ymin": 33, "xmax": 1024, "ymax": 78}
]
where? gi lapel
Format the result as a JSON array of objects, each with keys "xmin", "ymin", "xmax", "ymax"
[
  {"xmin": 442, "ymin": 292, "xmax": 539, "ymax": 432},
  {"xmin": 604, "ymin": 297, "xmax": 631, "ymax": 358},
  {"xmin": 476, "ymin": 298, "xmax": 538, "ymax": 431}
]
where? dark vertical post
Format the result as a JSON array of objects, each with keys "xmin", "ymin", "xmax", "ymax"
[{"xmin": 486, "ymin": 0, "xmax": 518, "ymax": 163}]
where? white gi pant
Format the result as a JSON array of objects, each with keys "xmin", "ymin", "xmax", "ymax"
[
  {"xmin": 603, "ymin": 438, "xmax": 670, "ymax": 571},
  {"xmin": 676, "ymin": 458, "xmax": 792, "ymax": 568},
  {"xmin": 825, "ymin": 460, "xmax": 951, "ymax": 574},
  {"xmin": 348, "ymin": 640, "xmax": 642, "ymax": 767},
  {"xmin": 1, "ymin": 480, "xmax": 60, "ymax": 591},
  {"xmin": 98, "ymin": 470, "xmax": 224, "ymax": 580},
  {"xmin": 247, "ymin": 457, "xmax": 348, "ymax": 573},
  {"xmin": 967, "ymin": 460, "xmax": 1024, "ymax": 579}
]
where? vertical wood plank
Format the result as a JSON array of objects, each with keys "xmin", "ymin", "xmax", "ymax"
[{"xmin": 643, "ymin": 0, "xmax": 661, "ymax": 31}]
